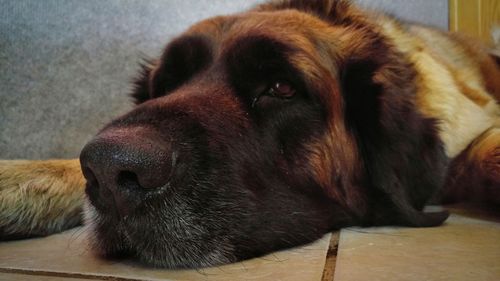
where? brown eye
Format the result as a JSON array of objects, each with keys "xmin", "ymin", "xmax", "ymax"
[
  {"xmin": 251, "ymin": 81, "xmax": 296, "ymax": 108},
  {"xmin": 267, "ymin": 81, "xmax": 296, "ymax": 98}
]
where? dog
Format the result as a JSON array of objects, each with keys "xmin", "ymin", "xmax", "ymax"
[{"xmin": 1, "ymin": 0, "xmax": 499, "ymax": 269}]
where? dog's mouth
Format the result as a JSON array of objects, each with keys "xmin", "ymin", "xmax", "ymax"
[
  {"xmin": 81, "ymin": 143, "xmax": 243, "ymax": 269},
  {"xmin": 83, "ymin": 190, "xmax": 241, "ymax": 268}
]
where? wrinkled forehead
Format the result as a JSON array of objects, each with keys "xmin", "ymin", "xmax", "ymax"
[
  {"xmin": 189, "ymin": 11, "xmax": 334, "ymax": 53},
  {"xmin": 182, "ymin": 9, "xmax": 340, "ymax": 80}
]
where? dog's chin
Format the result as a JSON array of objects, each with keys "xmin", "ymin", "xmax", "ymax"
[
  {"xmin": 83, "ymin": 201, "xmax": 237, "ymax": 269},
  {"xmin": 134, "ymin": 241, "xmax": 237, "ymax": 269}
]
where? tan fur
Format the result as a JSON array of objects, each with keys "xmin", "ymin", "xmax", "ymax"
[
  {"xmin": 450, "ymin": 33, "xmax": 500, "ymax": 101},
  {"xmin": 0, "ymin": 159, "xmax": 84, "ymax": 238},
  {"xmin": 377, "ymin": 18, "xmax": 500, "ymax": 158},
  {"xmin": 372, "ymin": 14, "xmax": 500, "ymax": 203}
]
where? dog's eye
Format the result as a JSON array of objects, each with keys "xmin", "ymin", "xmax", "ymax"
[
  {"xmin": 267, "ymin": 82, "xmax": 296, "ymax": 98},
  {"xmin": 252, "ymin": 81, "xmax": 296, "ymax": 107}
]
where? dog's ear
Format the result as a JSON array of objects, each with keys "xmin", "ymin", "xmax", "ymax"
[{"xmin": 339, "ymin": 33, "xmax": 449, "ymax": 227}]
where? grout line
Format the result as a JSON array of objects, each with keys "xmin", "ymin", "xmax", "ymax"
[
  {"xmin": 321, "ymin": 232, "xmax": 340, "ymax": 281},
  {"xmin": 0, "ymin": 268, "xmax": 144, "ymax": 281}
]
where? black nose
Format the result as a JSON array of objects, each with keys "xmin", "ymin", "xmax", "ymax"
[{"xmin": 80, "ymin": 126, "xmax": 174, "ymax": 216}]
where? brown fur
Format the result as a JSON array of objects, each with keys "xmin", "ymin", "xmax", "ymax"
[{"xmin": 443, "ymin": 128, "xmax": 500, "ymax": 203}]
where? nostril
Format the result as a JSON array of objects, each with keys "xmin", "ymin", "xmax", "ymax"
[
  {"xmin": 82, "ymin": 166, "xmax": 99, "ymax": 189},
  {"xmin": 82, "ymin": 166, "xmax": 106, "ymax": 208},
  {"xmin": 116, "ymin": 171, "xmax": 144, "ymax": 191}
]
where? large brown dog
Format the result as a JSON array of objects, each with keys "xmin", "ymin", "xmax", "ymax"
[{"xmin": 1, "ymin": 0, "xmax": 499, "ymax": 269}]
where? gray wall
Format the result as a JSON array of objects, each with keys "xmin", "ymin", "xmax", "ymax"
[{"xmin": 0, "ymin": 0, "xmax": 448, "ymax": 159}]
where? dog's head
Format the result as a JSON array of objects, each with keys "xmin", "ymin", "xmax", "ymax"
[{"xmin": 80, "ymin": 0, "xmax": 448, "ymax": 268}]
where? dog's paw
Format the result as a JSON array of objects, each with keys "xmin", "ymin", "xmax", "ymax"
[{"xmin": 0, "ymin": 159, "xmax": 85, "ymax": 240}]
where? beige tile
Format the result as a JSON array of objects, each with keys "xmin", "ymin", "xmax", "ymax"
[
  {"xmin": 0, "ymin": 228, "xmax": 330, "ymax": 281},
  {"xmin": 334, "ymin": 207, "xmax": 500, "ymax": 281}
]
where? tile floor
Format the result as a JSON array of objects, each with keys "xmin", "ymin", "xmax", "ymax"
[
  {"xmin": 0, "ymin": 205, "xmax": 499, "ymax": 281},
  {"xmin": 334, "ymin": 206, "xmax": 500, "ymax": 281}
]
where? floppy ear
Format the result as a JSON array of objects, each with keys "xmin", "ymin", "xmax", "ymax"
[{"xmin": 340, "ymin": 34, "xmax": 449, "ymax": 227}]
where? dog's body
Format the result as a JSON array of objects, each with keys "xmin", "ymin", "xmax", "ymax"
[{"xmin": 1, "ymin": 0, "xmax": 499, "ymax": 268}]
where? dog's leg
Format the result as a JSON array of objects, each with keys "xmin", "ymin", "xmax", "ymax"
[
  {"xmin": 442, "ymin": 127, "xmax": 500, "ymax": 204},
  {"xmin": 0, "ymin": 159, "xmax": 85, "ymax": 240}
]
